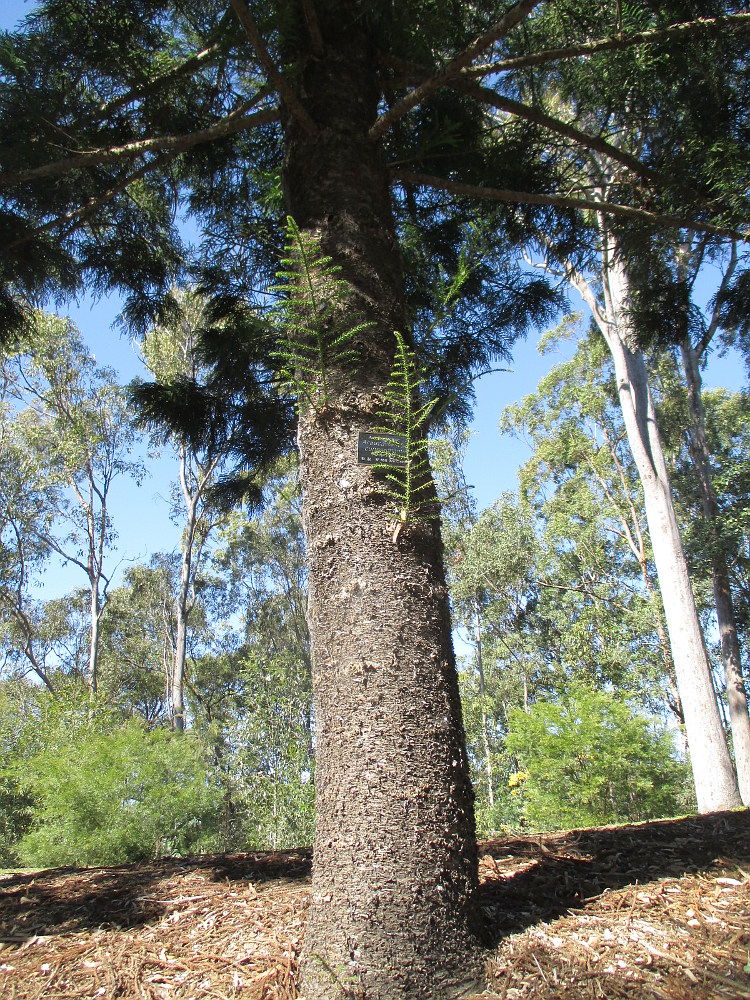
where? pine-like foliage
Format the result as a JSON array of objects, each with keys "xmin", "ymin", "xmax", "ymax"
[
  {"xmin": 272, "ymin": 217, "xmax": 373, "ymax": 413},
  {"xmin": 372, "ymin": 331, "xmax": 438, "ymax": 530}
]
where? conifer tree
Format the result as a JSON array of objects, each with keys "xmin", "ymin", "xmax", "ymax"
[{"xmin": 2, "ymin": 3, "xmax": 749, "ymax": 995}]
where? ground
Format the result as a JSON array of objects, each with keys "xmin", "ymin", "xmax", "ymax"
[{"xmin": 0, "ymin": 810, "xmax": 748, "ymax": 999}]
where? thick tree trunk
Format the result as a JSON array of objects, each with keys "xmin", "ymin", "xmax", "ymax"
[
  {"xmin": 680, "ymin": 338, "xmax": 750, "ymax": 803},
  {"xmin": 281, "ymin": 27, "xmax": 481, "ymax": 1000},
  {"xmin": 598, "ymin": 235, "xmax": 740, "ymax": 812}
]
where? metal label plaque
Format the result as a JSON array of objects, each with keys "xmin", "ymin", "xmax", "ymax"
[{"xmin": 357, "ymin": 431, "xmax": 407, "ymax": 466}]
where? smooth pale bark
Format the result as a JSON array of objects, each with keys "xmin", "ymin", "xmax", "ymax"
[
  {"xmin": 576, "ymin": 228, "xmax": 741, "ymax": 812},
  {"xmin": 80, "ymin": 484, "xmax": 108, "ymax": 716},
  {"xmin": 88, "ymin": 582, "xmax": 100, "ymax": 710},
  {"xmin": 584, "ymin": 430, "xmax": 681, "ymax": 719},
  {"xmin": 680, "ymin": 337, "xmax": 750, "ymax": 804},
  {"xmin": 473, "ymin": 599, "xmax": 495, "ymax": 810},
  {"xmin": 281, "ymin": 24, "xmax": 481, "ymax": 1000},
  {"xmin": 172, "ymin": 443, "xmax": 219, "ymax": 732},
  {"xmin": 172, "ymin": 445, "xmax": 198, "ymax": 732}
]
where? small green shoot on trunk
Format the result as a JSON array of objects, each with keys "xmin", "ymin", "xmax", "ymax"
[{"xmin": 272, "ymin": 217, "xmax": 374, "ymax": 414}]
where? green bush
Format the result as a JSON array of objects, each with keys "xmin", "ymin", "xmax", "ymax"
[
  {"xmin": 11, "ymin": 704, "xmax": 222, "ymax": 867},
  {"xmin": 505, "ymin": 684, "xmax": 692, "ymax": 830}
]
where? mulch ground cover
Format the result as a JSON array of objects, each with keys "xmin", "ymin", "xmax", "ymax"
[{"xmin": 0, "ymin": 809, "xmax": 747, "ymax": 999}]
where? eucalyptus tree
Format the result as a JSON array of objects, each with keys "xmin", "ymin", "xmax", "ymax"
[
  {"xmin": 209, "ymin": 462, "xmax": 313, "ymax": 838},
  {"xmin": 517, "ymin": 216, "xmax": 744, "ymax": 811},
  {"xmin": 431, "ymin": 431, "xmax": 501, "ymax": 813},
  {"xmin": 4, "ymin": 313, "xmax": 143, "ymax": 710},
  {"xmin": 214, "ymin": 461, "xmax": 309, "ymax": 683},
  {"xmin": 0, "ymin": 392, "xmax": 54, "ymax": 692},
  {"xmin": 2, "ymin": 1, "xmax": 750, "ymax": 993},
  {"xmin": 628, "ymin": 239, "xmax": 750, "ymax": 803},
  {"xmin": 693, "ymin": 390, "xmax": 750, "ymax": 648},
  {"xmin": 503, "ymin": 323, "xmax": 693, "ymax": 721},
  {"xmin": 497, "ymin": 3, "xmax": 750, "ymax": 809},
  {"xmin": 99, "ymin": 557, "xmax": 178, "ymax": 725}
]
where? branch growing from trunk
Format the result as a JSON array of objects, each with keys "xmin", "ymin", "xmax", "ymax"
[
  {"xmin": 369, "ymin": 0, "xmax": 543, "ymax": 140},
  {"xmin": 451, "ymin": 79, "xmax": 653, "ymax": 183},
  {"xmin": 392, "ymin": 171, "xmax": 749, "ymax": 242},
  {"xmin": 228, "ymin": 0, "xmax": 317, "ymax": 136},
  {"xmin": 468, "ymin": 14, "xmax": 750, "ymax": 77},
  {"xmin": 0, "ymin": 102, "xmax": 278, "ymax": 188}
]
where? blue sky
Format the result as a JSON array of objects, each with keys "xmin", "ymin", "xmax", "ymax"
[{"xmin": 2, "ymin": 0, "xmax": 747, "ymax": 602}]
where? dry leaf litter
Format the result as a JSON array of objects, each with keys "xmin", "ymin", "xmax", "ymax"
[{"xmin": 0, "ymin": 809, "xmax": 747, "ymax": 999}]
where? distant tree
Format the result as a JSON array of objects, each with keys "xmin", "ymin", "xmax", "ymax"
[
  {"xmin": 0, "ymin": 680, "xmax": 35, "ymax": 864},
  {"xmin": 631, "ymin": 237, "xmax": 750, "ymax": 805},
  {"xmin": 99, "ymin": 557, "xmax": 178, "ymax": 725},
  {"xmin": 502, "ymin": 321, "xmax": 684, "ymax": 720},
  {"xmin": 0, "ymin": 395, "xmax": 54, "ymax": 692},
  {"xmin": 3, "ymin": 313, "xmax": 143, "ymax": 710},
  {"xmin": 526, "ymin": 206, "xmax": 742, "ymax": 810},
  {"xmin": 138, "ymin": 289, "xmax": 238, "ymax": 731},
  {"xmin": 204, "ymin": 462, "xmax": 313, "ymax": 848}
]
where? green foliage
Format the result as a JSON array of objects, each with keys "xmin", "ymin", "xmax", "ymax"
[
  {"xmin": 500, "ymin": 322, "xmax": 683, "ymax": 717},
  {"xmin": 0, "ymin": 682, "xmax": 34, "ymax": 865},
  {"xmin": 505, "ymin": 685, "xmax": 693, "ymax": 831},
  {"xmin": 272, "ymin": 217, "xmax": 374, "ymax": 413},
  {"xmin": 130, "ymin": 290, "xmax": 293, "ymax": 514},
  {"xmin": 371, "ymin": 331, "xmax": 438, "ymax": 526},
  {"xmin": 8, "ymin": 698, "xmax": 221, "ymax": 867},
  {"xmin": 222, "ymin": 653, "xmax": 314, "ymax": 851}
]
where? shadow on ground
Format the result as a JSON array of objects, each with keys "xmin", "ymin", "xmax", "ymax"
[
  {"xmin": 476, "ymin": 807, "xmax": 750, "ymax": 946},
  {"xmin": 1, "ymin": 810, "xmax": 748, "ymax": 947},
  {"xmin": 0, "ymin": 847, "xmax": 311, "ymax": 939}
]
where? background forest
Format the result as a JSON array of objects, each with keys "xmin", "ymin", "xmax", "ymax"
[
  {"xmin": 1, "ymin": 0, "xmax": 749, "ymax": 880},
  {"xmin": 2, "ymin": 281, "xmax": 748, "ymax": 867}
]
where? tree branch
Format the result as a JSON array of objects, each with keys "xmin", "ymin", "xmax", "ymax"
[
  {"xmin": 228, "ymin": 0, "xmax": 317, "ymax": 136},
  {"xmin": 452, "ymin": 78, "xmax": 653, "ymax": 183},
  {"xmin": 696, "ymin": 240, "xmax": 738, "ymax": 359},
  {"xmin": 1, "ymin": 150, "xmax": 179, "ymax": 257},
  {"xmin": 301, "ymin": 0, "xmax": 325, "ymax": 57},
  {"xmin": 392, "ymin": 170, "xmax": 749, "ymax": 241},
  {"xmin": 0, "ymin": 102, "xmax": 278, "ymax": 188},
  {"xmin": 92, "ymin": 38, "xmax": 226, "ymax": 126},
  {"xmin": 468, "ymin": 14, "xmax": 750, "ymax": 77},
  {"xmin": 369, "ymin": 0, "xmax": 544, "ymax": 140}
]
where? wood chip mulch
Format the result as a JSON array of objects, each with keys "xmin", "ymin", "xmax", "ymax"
[{"xmin": 0, "ymin": 809, "xmax": 748, "ymax": 999}]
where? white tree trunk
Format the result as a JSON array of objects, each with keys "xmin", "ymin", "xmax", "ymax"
[
  {"xmin": 592, "ymin": 234, "xmax": 741, "ymax": 812},
  {"xmin": 173, "ymin": 445, "xmax": 198, "ymax": 733},
  {"xmin": 680, "ymin": 337, "xmax": 750, "ymax": 804},
  {"xmin": 473, "ymin": 600, "xmax": 494, "ymax": 810},
  {"xmin": 88, "ymin": 580, "xmax": 100, "ymax": 714}
]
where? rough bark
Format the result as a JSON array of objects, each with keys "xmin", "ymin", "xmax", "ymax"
[
  {"xmin": 595, "ymin": 231, "xmax": 741, "ymax": 812},
  {"xmin": 280, "ymin": 25, "xmax": 481, "ymax": 1000},
  {"xmin": 680, "ymin": 338, "xmax": 750, "ymax": 804}
]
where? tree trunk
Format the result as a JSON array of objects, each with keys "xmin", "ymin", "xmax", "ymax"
[
  {"xmin": 281, "ymin": 27, "xmax": 481, "ymax": 1000},
  {"xmin": 474, "ymin": 599, "xmax": 494, "ymax": 810},
  {"xmin": 598, "ymin": 232, "xmax": 740, "ymax": 812},
  {"xmin": 680, "ymin": 338, "xmax": 750, "ymax": 803},
  {"xmin": 638, "ymin": 553, "xmax": 683, "ymax": 723},
  {"xmin": 88, "ymin": 580, "xmax": 100, "ymax": 715},
  {"xmin": 173, "ymin": 445, "xmax": 199, "ymax": 733}
]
